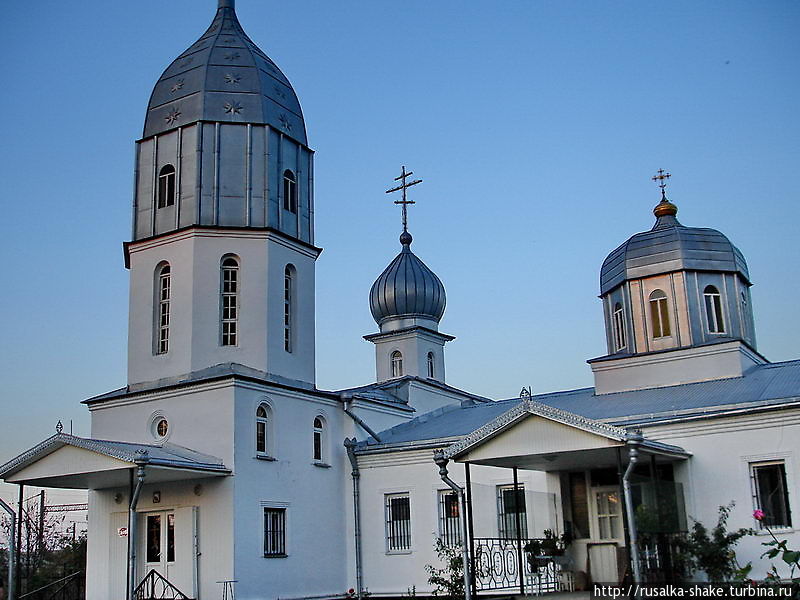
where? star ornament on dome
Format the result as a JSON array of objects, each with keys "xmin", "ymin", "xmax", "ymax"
[
  {"xmin": 224, "ymin": 52, "xmax": 240, "ymax": 61},
  {"xmin": 278, "ymin": 113, "xmax": 292, "ymax": 131},
  {"xmin": 224, "ymin": 72, "xmax": 242, "ymax": 85},
  {"xmin": 164, "ymin": 107, "xmax": 181, "ymax": 125},
  {"xmin": 170, "ymin": 79, "xmax": 185, "ymax": 93},
  {"xmin": 224, "ymin": 101, "xmax": 243, "ymax": 115}
]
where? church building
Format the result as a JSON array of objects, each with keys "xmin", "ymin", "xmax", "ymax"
[{"xmin": 2, "ymin": 2, "xmax": 798, "ymax": 600}]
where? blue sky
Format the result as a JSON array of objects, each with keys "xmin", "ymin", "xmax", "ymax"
[{"xmin": 0, "ymin": 0, "xmax": 798, "ymax": 462}]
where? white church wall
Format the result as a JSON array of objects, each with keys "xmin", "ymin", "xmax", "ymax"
[{"xmin": 644, "ymin": 408, "xmax": 800, "ymax": 580}]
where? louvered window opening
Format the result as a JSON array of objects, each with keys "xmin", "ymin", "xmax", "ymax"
[
  {"xmin": 263, "ymin": 508, "xmax": 286, "ymax": 556},
  {"xmin": 438, "ymin": 490, "xmax": 461, "ymax": 546},
  {"xmin": 386, "ymin": 494, "xmax": 411, "ymax": 552}
]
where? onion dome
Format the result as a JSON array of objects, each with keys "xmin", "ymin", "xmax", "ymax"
[
  {"xmin": 369, "ymin": 232, "xmax": 447, "ymax": 326},
  {"xmin": 600, "ymin": 197, "xmax": 749, "ymax": 295},
  {"xmin": 143, "ymin": 0, "xmax": 306, "ymax": 144}
]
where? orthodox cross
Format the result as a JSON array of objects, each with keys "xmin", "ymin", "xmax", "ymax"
[
  {"xmin": 385, "ymin": 166, "xmax": 422, "ymax": 232},
  {"xmin": 652, "ymin": 169, "xmax": 671, "ymax": 200}
]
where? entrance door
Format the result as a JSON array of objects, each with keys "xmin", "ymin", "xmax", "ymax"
[
  {"xmin": 589, "ymin": 487, "xmax": 624, "ymax": 583},
  {"xmin": 138, "ymin": 507, "xmax": 198, "ymax": 598},
  {"xmin": 142, "ymin": 511, "xmax": 176, "ymax": 580}
]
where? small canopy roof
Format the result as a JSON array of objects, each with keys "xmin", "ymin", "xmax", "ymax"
[
  {"xmin": 444, "ymin": 398, "xmax": 689, "ymax": 471},
  {"xmin": 0, "ymin": 434, "xmax": 230, "ymax": 490}
]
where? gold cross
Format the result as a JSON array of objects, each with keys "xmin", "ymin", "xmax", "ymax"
[
  {"xmin": 385, "ymin": 166, "xmax": 422, "ymax": 232},
  {"xmin": 652, "ymin": 169, "xmax": 671, "ymax": 200}
]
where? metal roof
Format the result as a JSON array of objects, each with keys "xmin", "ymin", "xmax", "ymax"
[
  {"xmin": 369, "ymin": 232, "xmax": 446, "ymax": 325},
  {"xmin": 143, "ymin": 0, "xmax": 307, "ymax": 143},
  {"xmin": 600, "ymin": 213, "xmax": 750, "ymax": 295}
]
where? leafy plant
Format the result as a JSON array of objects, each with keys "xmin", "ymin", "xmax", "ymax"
[
  {"xmin": 425, "ymin": 538, "xmax": 465, "ymax": 599},
  {"xmin": 754, "ymin": 509, "xmax": 800, "ymax": 593}
]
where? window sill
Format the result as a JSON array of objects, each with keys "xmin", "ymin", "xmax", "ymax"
[
  {"xmin": 386, "ymin": 550, "xmax": 413, "ymax": 556},
  {"xmin": 263, "ymin": 554, "xmax": 288, "ymax": 559},
  {"xmin": 255, "ymin": 455, "xmax": 277, "ymax": 462},
  {"xmin": 313, "ymin": 461, "xmax": 331, "ymax": 469},
  {"xmin": 754, "ymin": 527, "xmax": 795, "ymax": 535}
]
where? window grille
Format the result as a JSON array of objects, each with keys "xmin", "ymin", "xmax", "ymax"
[
  {"xmin": 427, "ymin": 352, "xmax": 435, "ymax": 378},
  {"xmin": 391, "ymin": 351, "xmax": 403, "ymax": 378},
  {"xmin": 263, "ymin": 507, "xmax": 286, "ymax": 556},
  {"xmin": 385, "ymin": 493, "xmax": 411, "ymax": 552},
  {"xmin": 283, "ymin": 170, "xmax": 297, "ymax": 213},
  {"xmin": 703, "ymin": 285, "xmax": 725, "ymax": 333},
  {"xmin": 313, "ymin": 417, "xmax": 324, "ymax": 461},
  {"xmin": 284, "ymin": 266, "xmax": 293, "ymax": 353},
  {"xmin": 157, "ymin": 165, "xmax": 176, "ymax": 208},
  {"xmin": 256, "ymin": 405, "xmax": 269, "ymax": 455},
  {"xmin": 438, "ymin": 490, "xmax": 461, "ymax": 545},
  {"xmin": 156, "ymin": 264, "xmax": 171, "ymax": 354},
  {"xmin": 751, "ymin": 462, "xmax": 792, "ymax": 529},
  {"xmin": 649, "ymin": 289, "xmax": 671, "ymax": 338},
  {"xmin": 497, "ymin": 484, "xmax": 527, "ymax": 540},
  {"xmin": 613, "ymin": 302, "xmax": 626, "ymax": 351},
  {"xmin": 221, "ymin": 257, "xmax": 239, "ymax": 346}
]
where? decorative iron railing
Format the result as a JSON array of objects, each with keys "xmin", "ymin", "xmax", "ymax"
[
  {"xmin": 133, "ymin": 570, "xmax": 192, "ymax": 600},
  {"xmin": 473, "ymin": 537, "xmax": 566, "ymax": 593}
]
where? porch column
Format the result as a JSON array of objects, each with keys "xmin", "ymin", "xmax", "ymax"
[
  {"xmin": 513, "ymin": 467, "xmax": 524, "ymax": 595},
  {"xmin": 465, "ymin": 462, "xmax": 476, "ymax": 598}
]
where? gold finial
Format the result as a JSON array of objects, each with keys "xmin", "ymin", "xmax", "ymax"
[{"xmin": 651, "ymin": 169, "xmax": 677, "ymax": 217}]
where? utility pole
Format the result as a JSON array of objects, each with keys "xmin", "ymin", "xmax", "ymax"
[{"xmin": 37, "ymin": 491, "xmax": 45, "ymax": 555}]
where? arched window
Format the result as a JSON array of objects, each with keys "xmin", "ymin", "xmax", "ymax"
[
  {"xmin": 256, "ymin": 404, "xmax": 271, "ymax": 456},
  {"xmin": 704, "ymin": 285, "xmax": 725, "ymax": 333},
  {"xmin": 313, "ymin": 417, "xmax": 324, "ymax": 462},
  {"xmin": 741, "ymin": 291, "xmax": 749, "ymax": 338},
  {"xmin": 284, "ymin": 265, "xmax": 295, "ymax": 353},
  {"xmin": 391, "ymin": 351, "xmax": 403, "ymax": 378},
  {"xmin": 283, "ymin": 170, "xmax": 297, "ymax": 213},
  {"xmin": 427, "ymin": 352, "xmax": 435, "ymax": 379},
  {"xmin": 612, "ymin": 302, "xmax": 627, "ymax": 351},
  {"xmin": 157, "ymin": 165, "xmax": 176, "ymax": 208},
  {"xmin": 155, "ymin": 263, "xmax": 171, "ymax": 354},
  {"xmin": 649, "ymin": 289, "xmax": 671, "ymax": 339},
  {"xmin": 220, "ymin": 256, "xmax": 239, "ymax": 346}
]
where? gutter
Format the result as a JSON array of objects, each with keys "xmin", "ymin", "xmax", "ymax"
[
  {"xmin": 127, "ymin": 455, "xmax": 148, "ymax": 600},
  {"xmin": 622, "ymin": 432, "xmax": 643, "ymax": 587},
  {"xmin": 432, "ymin": 451, "xmax": 472, "ymax": 600}
]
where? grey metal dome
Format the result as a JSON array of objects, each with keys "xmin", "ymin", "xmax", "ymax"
[
  {"xmin": 369, "ymin": 232, "xmax": 447, "ymax": 325},
  {"xmin": 600, "ymin": 203, "xmax": 750, "ymax": 295},
  {"xmin": 142, "ymin": 0, "xmax": 307, "ymax": 144}
]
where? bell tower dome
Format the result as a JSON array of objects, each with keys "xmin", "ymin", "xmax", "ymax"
[{"xmin": 125, "ymin": 0, "xmax": 319, "ymax": 387}]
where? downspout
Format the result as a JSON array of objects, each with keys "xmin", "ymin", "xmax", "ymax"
[
  {"xmin": 433, "ymin": 451, "xmax": 472, "ymax": 600},
  {"xmin": 622, "ymin": 431, "xmax": 643, "ymax": 586},
  {"xmin": 0, "ymin": 498, "xmax": 16, "ymax": 600},
  {"xmin": 344, "ymin": 438, "xmax": 364, "ymax": 600},
  {"xmin": 127, "ymin": 453, "xmax": 148, "ymax": 600},
  {"xmin": 341, "ymin": 393, "xmax": 383, "ymax": 443}
]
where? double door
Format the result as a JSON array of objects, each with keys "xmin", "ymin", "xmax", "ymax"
[{"xmin": 142, "ymin": 511, "xmax": 176, "ymax": 579}]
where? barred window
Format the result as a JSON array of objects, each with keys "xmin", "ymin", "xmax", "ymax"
[
  {"xmin": 263, "ymin": 507, "xmax": 286, "ymax": 557},
  {"xmin": 613, "ymin": 302, "xmax": 626, "ymax": 351},
  {"xmin": 497, "ymin": 484, "xmax": 527, "ymax": 540},
  {"xmin": 751, "ymin": 462, "xmax": 792, "ymax": 529},
  {"xmin": 391, "ymin": 351, "xmax": 403, "ymax": 378},
  {"xmin": 157, "ymin": 164, "xmax": 176, "ymax": 208},
  {"xmin": 704, "ymin": 285, "xmax": 725, "ymax": 333},
  {"xmin": 385, "ymin": 493, "xmax": 411, "ymax": 552},
  {"xmin": 438, "ymin": 490, "xmax": 461, "ymax": 546},
  {"xmin": 155, "ymin": 263, "xmax": 171, "ymax": 354},
  {"xmin": 283, "ymin": 170, "xmax": 297, "ymax": 213},
  {"xmin": 649, "ymin": 289, "xmax": 671, "ymax": 338},
  {"xmin": 284, "ymin": 265, "xmax": 294, "ymax": 353},
  {"xmin": 221, "ymin": 257, "xmax": 239, "ymax": 346},
  {"xmin": 313, "ymin": 417, "xmax": 324, "ymax": 462}
]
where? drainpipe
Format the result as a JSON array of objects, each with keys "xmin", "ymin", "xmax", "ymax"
[
  {"xmin": 433, "ymin": 451, "xmax": 472, "ymax": 600},
  {"xmin": 622, "ymin": 432, "xmax": 643, "ymax": 586},
  {"xmin": 341, "ymin": 393, "xmax": 383, "ymax": 443},
  {"xmin": 127, "ymin": 453, "xmax": 148, "ymax": 600},
  {"xmin": 0, "ymin": 498, "xmax": 16, "ymax": 600},
  {"xmin": 344, "ymin": 438, "xmax": 364, "ymax": 600}
]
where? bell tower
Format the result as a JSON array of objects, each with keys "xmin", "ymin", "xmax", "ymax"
[{"xmin": 125, "ymin": 0, "xmax": 319, "ymax": 386}]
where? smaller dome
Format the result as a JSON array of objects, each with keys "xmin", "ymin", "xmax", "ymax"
[{"xmin": 369, "ymin": 232, "xmax": 446, "ymax": 325}]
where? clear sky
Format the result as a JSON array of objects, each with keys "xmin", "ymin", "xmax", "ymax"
[{"xmin": 1, "ymin": 0, "xmax": 798, "ymax": 468}]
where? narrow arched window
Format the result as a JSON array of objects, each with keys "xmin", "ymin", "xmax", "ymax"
[
  {"xmin": 391, "ymin": 351, "xmax": 403, "ymax": 378},
  {"xmin": 741, "ymin": 291, "xmax": 749, "ymax": 338},
  {"xmin": 313, "ymin": 417, "xmax": 324, "ymax": 462},
  {"xmin": 220, "ymin": 256, "xmax": 239, "ymax": 346},
  {"xmin": 284, "ymin": 265, "xmax": 294, "ymax": 353},
  {"xmin": 612, "ymin": 302, "xmax": 627, "ymax": 351},
  {"xmin": 256, "ymin": 404, "xmax": 270, "ymax": 456},
  {"xmin": 283, "ymin": 170, "xmax": 297, "ymax": 213},
  {"xmin": 704, "ymin": 285, "xmax": 725, "ymax": 333},
  {"xmin": 158, "ymin": 165, "xmax": 176, "ymax": 208},
  {"xmin": 427, "ymin": 352, "xmax": 435, "ymax": 379},
  {"xmin": 155, "ymin": 263, "xmax": 171, "ymax": 354},
  {"xmin": 649, "ymin": 289, "xmax": 671, "ymax": 338}
]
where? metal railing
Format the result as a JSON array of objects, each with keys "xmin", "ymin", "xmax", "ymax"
[
  {"xmin": 473, "ymin": 537, "xmax": 565, "ymax": 593},
  {"xmin": 18, "ymin": 571, "xmax": 84, "ymax": 600},
  {"xmin": 132, "ymin": 570, "xmax": 192, "ymax": 600}
]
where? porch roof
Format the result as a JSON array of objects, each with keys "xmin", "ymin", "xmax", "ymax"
[{"xmin": 0, "ymin": 434, "xmax": 230, "ymax": 489}]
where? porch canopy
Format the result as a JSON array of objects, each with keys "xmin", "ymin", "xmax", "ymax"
[
  {"xmin": 0, "ymin": 433, "xmax": 230, "ymax": 489},
  {"xmin": 442, "ymin": 398, "xmax": 690, "ymax": 469}
]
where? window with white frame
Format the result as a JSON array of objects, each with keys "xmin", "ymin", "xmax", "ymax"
[
  {"xmin": 263, "ymin": 507, "xmax": 286, "ymax": 556},
  {"xmin": 155, "ymin": 263, "xmax": 171, "ymax": 354},
  {"xmin": 157, "ymin": 164, "xmax": 176, "ymax": 208},
  {"xmin": 649, "ymin": 289, "xmax": 671, "ymax": 338},
  {"xmin": 613, "ymin": 302, "xmax": 627, "ymax": 351},
  {"xmin": 385, "ymin": 493, "xmax": 411, "ymax": 552},
  {"xmin": 704, "ymin": 285, "xmax": 725, "ymax": 334},
  {"xmin": 284, "ymin": 265, "xmax": 294, "ymax": 353},
  {"xmin": 438, "ymin": 490, "xmax": 461, "ymax": 546},
  {"xmin": 220, "ymin": 256, "xmax": 239, "ymax": 346},
  {"xmin": 751, "ymin": 461, "xmax": 792, "ymax": 529},
  {"xmin": 427, "ymin": 352, "xmax": 435, "ymax": 379},
  {"xmin": 283, "ymin": 170, "xmax": 297, "ymax": 213},
  {"xmin": 256, "ymin": 404, "xmax": 271, "ymax": 456},
  {"xmin": 313, "ymin": 417, "xmax": 324, "ymax": 462},
  {"xmin": 497, "ymin": 484, "xmax": 527, "ymax": 540},
  {"xmin": 391, "ymin": 351, "xmax": 403, "ymax": 378}
]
